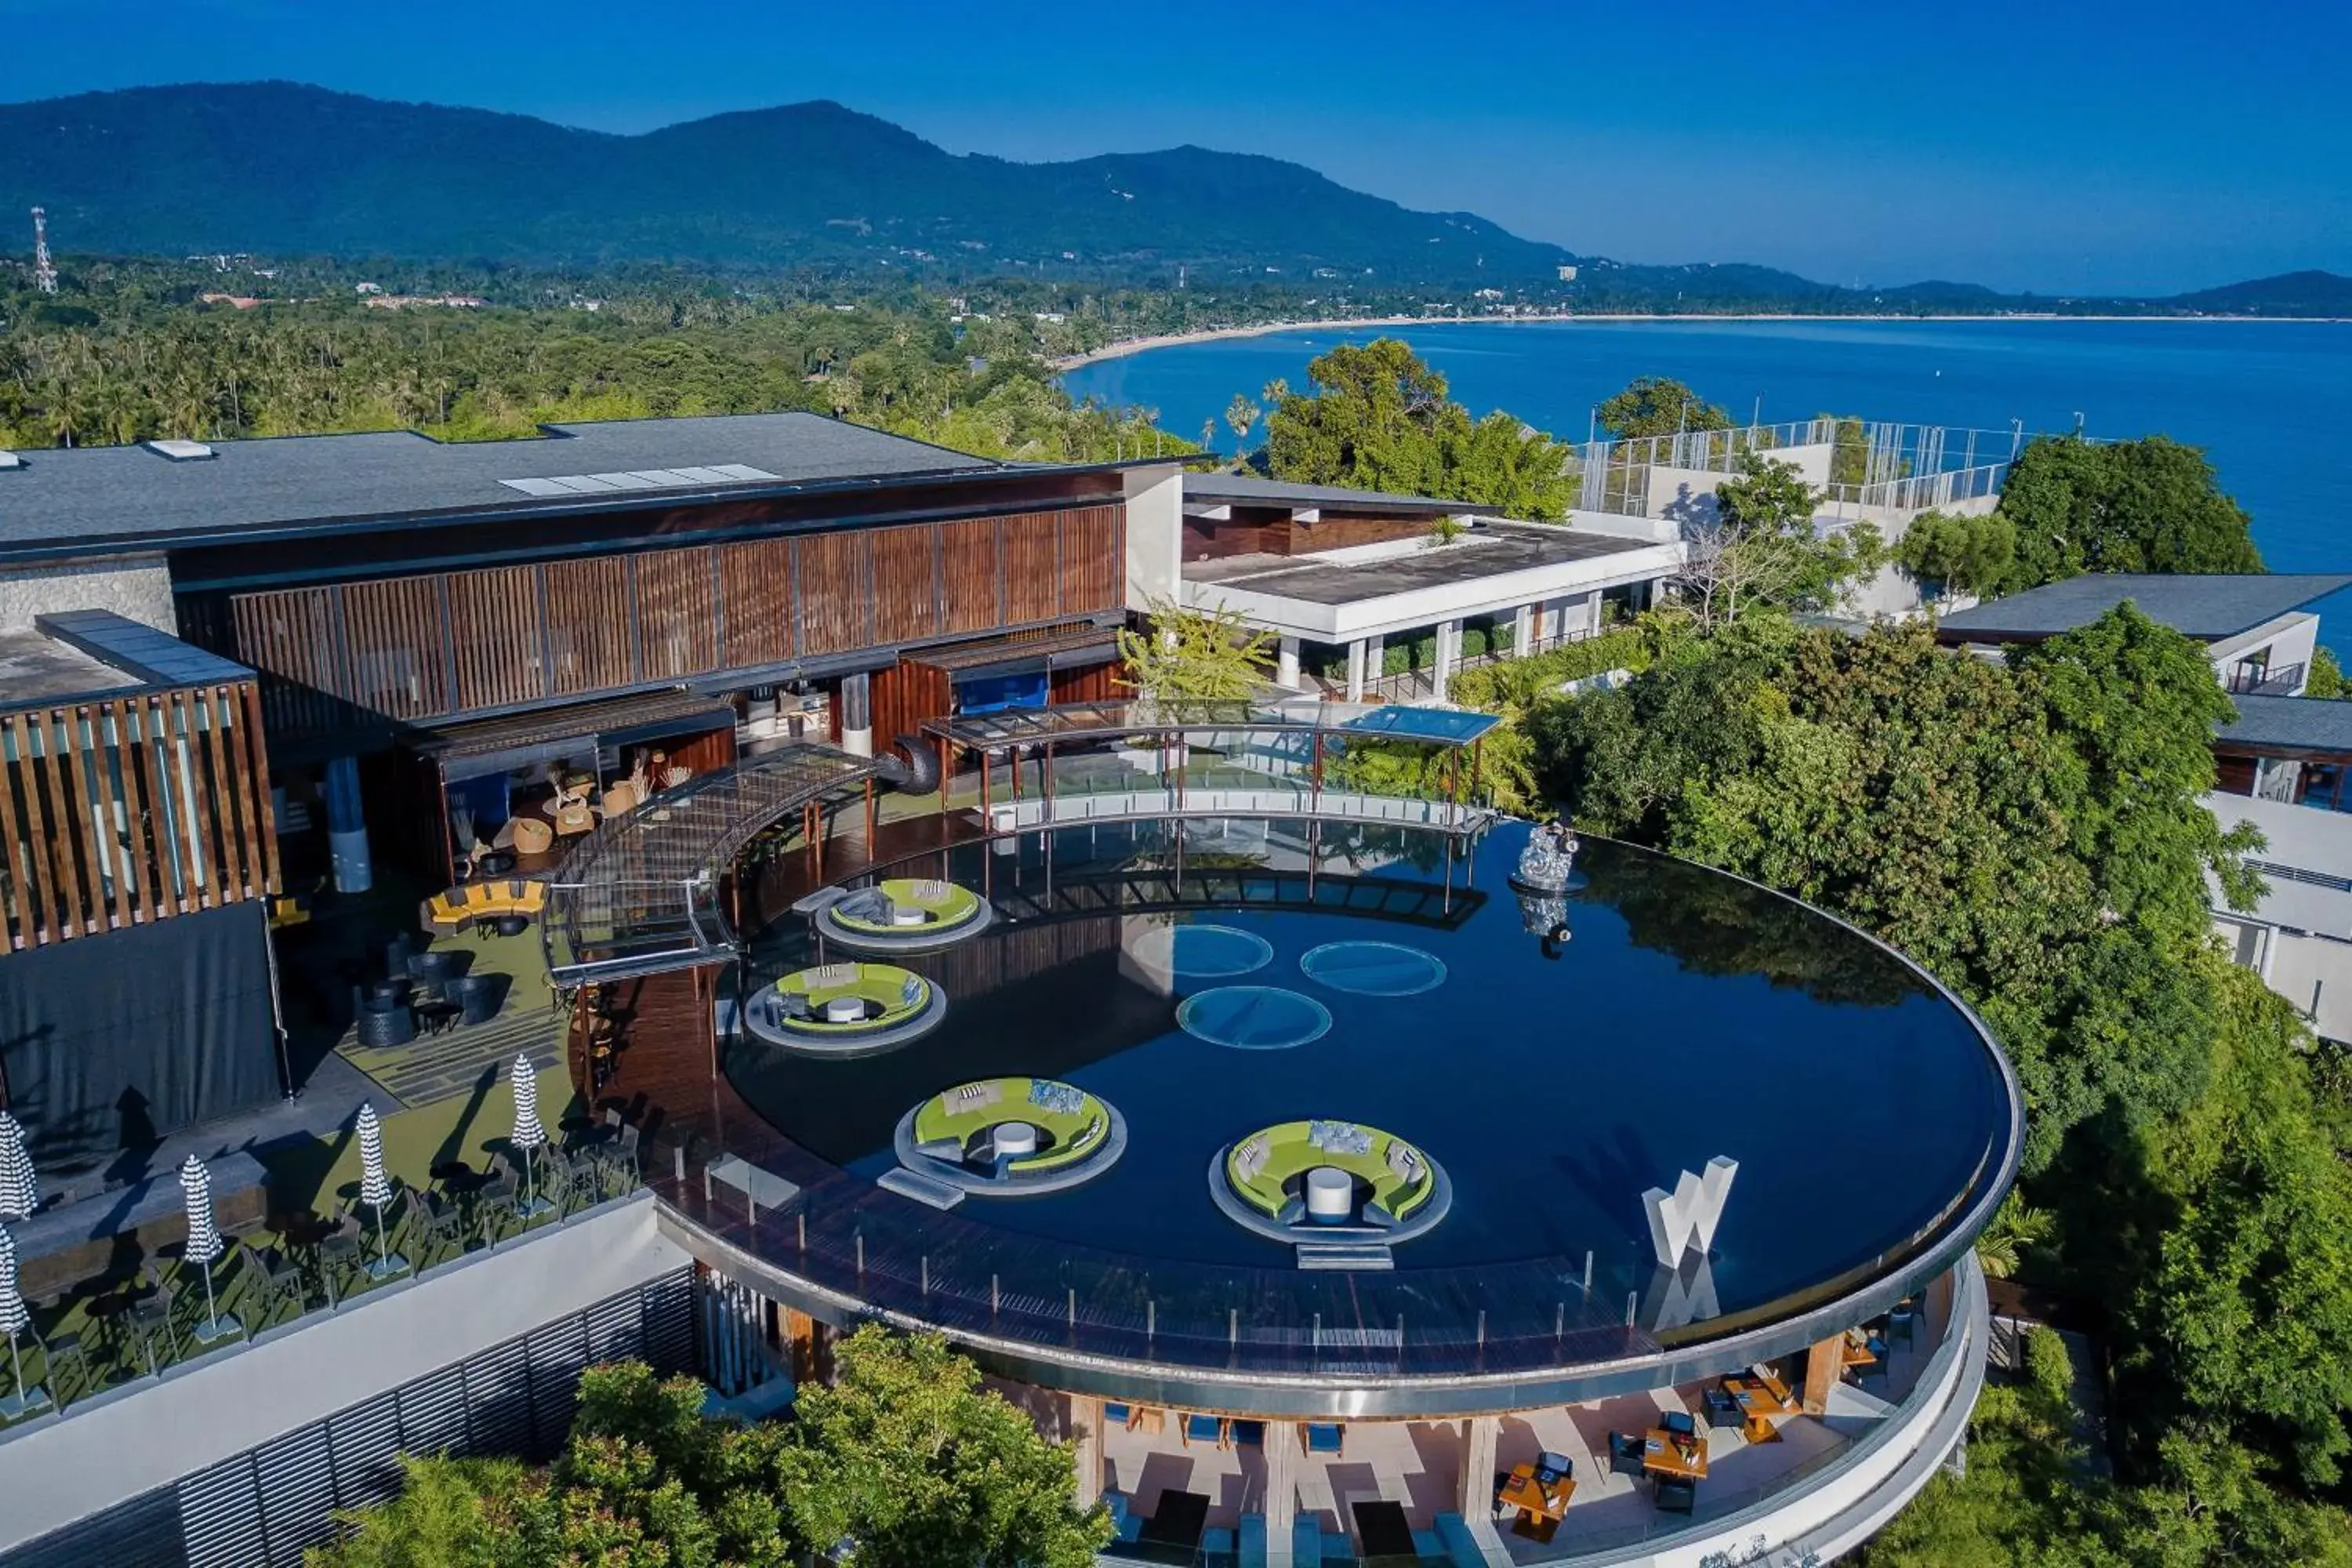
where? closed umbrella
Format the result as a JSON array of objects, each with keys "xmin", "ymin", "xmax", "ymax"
[
  {"xmin": 179, "ymin": 1156, "xmax": 239, "ymax": 1344},
  {"xmin": 510, "ymin": 1055, "xmax": 551, "ymax": 1218},
  {"xmin": 0, "ymin": 1225, "xmax": 48, "ymax": 1419},
  {"xmin": 355, "ymin": 1105, "xmax": 407, "ymax": 1279},
  {"xmin": 0, "ymin": 1113, "xmax": 38, "ymax": 1223}
]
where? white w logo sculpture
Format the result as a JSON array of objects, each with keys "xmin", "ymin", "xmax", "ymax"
[{"xmin": 1642, "ymin": 1156, "xmax": 1738, "ymax": 1266}]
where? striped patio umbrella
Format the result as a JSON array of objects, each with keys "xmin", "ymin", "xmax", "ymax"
[
  {"xmin": 354, "ymin": 1104, "xmax": 405, "ymax": 1279},
  {"xmin": 510, "ymin": 1055, "xmax": 550, "ymax": 1218},
  {"xmin": 179, "ymin": 1155, "xmax": 230, "ymax": 1340},
  {"xmin": 0, "ymin": 1114, "xmax": 37, "ymax": 1224},
  {"xmin": 0, "ymin": 1224, "xmax": 35, "ymax": 1417}
]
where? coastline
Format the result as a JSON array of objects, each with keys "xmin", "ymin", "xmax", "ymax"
[{"xmin": 1051, "ymin": 310, "xmax": 2346, "ymax": 371}]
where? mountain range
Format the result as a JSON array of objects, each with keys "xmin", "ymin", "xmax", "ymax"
[{"xmin": 1, "ymin": 82, "xmax": 2343, "ymax": 314}]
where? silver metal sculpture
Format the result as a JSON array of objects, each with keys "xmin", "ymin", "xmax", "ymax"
[{"xmin": 1509, "ymin": 818, "xmax": 1582, "ymax": 894}]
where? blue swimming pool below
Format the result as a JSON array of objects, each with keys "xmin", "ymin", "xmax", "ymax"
[{"xmin": 729, "ymin": 817, "xmax": 2014, "ymax": 1323}]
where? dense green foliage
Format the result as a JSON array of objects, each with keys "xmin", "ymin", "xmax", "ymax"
[
  {"xmin": 0, "ymin": 280, "xmax": 1189, "ymax": 463},
  {"xmin": 1525, "ymin": 608, "xmax": 2352, "ymax": 1559},
  {"xmin": 1991, "ymin": 434, "xmax": 2264, "ymax": 590},
  {"xmin": 1595, "ymin": 375, "xmax": 1731, "ymax": 439},
  {"xmin": 1260, "ymin": 339, "xmax": 1573, "ymax": 517},
  {"xmin": 1116, "ymin": 598, "xmax": 1275, "ymax": 706},
  {"xmin": 1892, "ymin": 507, "xmax": 2016, "ymax": 601},
  {"xmin": 309, "ymin": 1330, "xmax": 1107, "ymax": 1568}
]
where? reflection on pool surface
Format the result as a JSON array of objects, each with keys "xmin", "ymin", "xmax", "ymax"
[{"xmin": 730, "ymin": 817, "xmax": 2010, "ymax": 1321}]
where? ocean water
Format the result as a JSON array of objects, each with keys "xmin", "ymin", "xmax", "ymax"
[{"xmin": 1067, "ymin": 318, "xmax": 2352, "ymax": 637}]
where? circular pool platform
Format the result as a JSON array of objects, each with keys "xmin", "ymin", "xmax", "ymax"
[
  {"xmin": 742, "ymin": 962, "xmax": 946, "ymax": 1056},
  {"xmin": 723, "ymin": 815, "xmax": 2021, "ymax": 1399}
]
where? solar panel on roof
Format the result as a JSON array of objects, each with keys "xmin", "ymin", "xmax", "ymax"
[{"xmin": 498, "ymin": 463, "xmax": 787, "ymax": 499}]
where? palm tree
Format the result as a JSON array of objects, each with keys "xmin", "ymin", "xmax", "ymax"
[{"xmin": 1975, "ymin": 1196, "xmax": 2055, "ymax": 1280}]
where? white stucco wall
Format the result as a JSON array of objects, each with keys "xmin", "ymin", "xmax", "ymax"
[
  {"xmin": 0, "ymin": 554, "xmax": 176, "ymax": 632},
  {"xmin": 2210, "ymin": 613, "xmax": 2320, "ymax": 693},
  {"xmin": 0, "ymin": 1196, "xmax": 689, "ymax": 1554},
  {"xmin": 1122, "ymin": 464, "xmax": 1186, "ymax": 611}
]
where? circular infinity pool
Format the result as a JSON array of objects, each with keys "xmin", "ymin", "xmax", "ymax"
[{"xmin": 730, "ymin": 817, "xmax": 2016, "ymax": 1330}]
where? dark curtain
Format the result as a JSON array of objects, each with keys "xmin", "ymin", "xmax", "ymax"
[{"xmin": 0, "ymin": 902, "xmax": 283, "ymax": 1171}]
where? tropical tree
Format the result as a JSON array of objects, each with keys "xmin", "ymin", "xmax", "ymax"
[
  {"xmin": 1894, "ymin": 508, "xmax": 2016, "ymax": 602},
  {"xmin": 1116, "ymin": 597, "xmax": 1274, "ymax": 706},
  {"xmin": 1261, "ymin": 339, "xmax": 1572, "ymax": 518},
  {"xmin": 1596, "ymin": 375, "xmax": 1731, "ymax": 440},
  {"xmin": 1994, "ymin": 434, "xmax": 2263, "ymax": 590},
  {"xmin": 781, "ymin": 1327, "xmax": 1109, "ymax": 1568},
  {"xmin": 1673, "ymin": 451, "xmax": 1879, "ymax": 626}
]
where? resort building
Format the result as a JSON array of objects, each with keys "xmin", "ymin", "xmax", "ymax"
[
  {"xmin": 0, "ymin": 416, "xmax": 2024, "ymax": 1567},
  {"xmin": 1937, "ymin": 572, "xmax": 2352, "ymax": 1045},
  {"xmin": 1170, "ymin": 475, "xmax": 1678, "ymax": 702}
]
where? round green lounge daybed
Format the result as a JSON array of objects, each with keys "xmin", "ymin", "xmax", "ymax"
[
  {"xmin": 1210, "ymin": 1119, "xmax": 1452, "ymax": 1247},
  {"xmin": 742, "ymin": 962, "xmax": 947, "ymax": 1054},
  {"xmin": 815, "ymin": 878, "xmax": 993, "ymax": 953},
  {"xmin": 890, "ymin": 1076, "xmax": 1128, "ymax": 1196}
]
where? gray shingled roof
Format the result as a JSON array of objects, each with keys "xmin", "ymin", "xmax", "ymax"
[
  {"xmin": 1936, "ymin": 574, "xmax": 2352, "ymax": 643},
  {"xmin": 2216, "ymin": 694, "xmax": 2352, "ymax": 755},
  {"xmin": 0, "ymin": 412, "xmax": 1016, "ymax": 555},
  {"xmin": 1185, "ymin": 473, "xmax": 1462, "ymax": 513}
]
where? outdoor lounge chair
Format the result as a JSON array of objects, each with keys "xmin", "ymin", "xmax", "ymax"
[
  {"xmin": 1607, "ymin": 1432, "xmax": 1649, "ymax": 1476},
  {"xmin": 1301, "ymin": 1421, "xmax": 1344, "ymax": 1457},
  {"xmin": 1703, "ymin": 1386, "xmax": 1743, "ymax": 1428},
  {"xmin": 1181, "ymin": 1411, "xmax": 1226, "ymax": 1447},
  {"xmin": 1661, "ymin": 1408, "xmax": 1697, "ymax": 1439},
  {"xmin": 1653, "ymin": 1477, "xmax": 1697, "ymax": 1514}
]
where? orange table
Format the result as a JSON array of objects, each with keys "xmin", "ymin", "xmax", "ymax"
[
  {"xmin": 1842, "ymin": 1332, "xmax": 1880, "ymax": 1370},
  {"xmin": 1497, "ymin": 1462, "xmax": 1574, "ymax": 1520},
  {"xmin": 1723, "ymin": 1381, "xmax": 1790, "ymax": 1443},
  {"xmin": 1642, "ymin": 1427, "xmax": 1709, "ymax": 1480}
]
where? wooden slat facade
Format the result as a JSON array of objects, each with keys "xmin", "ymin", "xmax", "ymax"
[
  {"xmin": 214, "ymin": 504, "xmax": 1124, "ymax": 746},
  {"xmin": 0, "ymin": 681, "xmax": 278, "ymax": 951}
]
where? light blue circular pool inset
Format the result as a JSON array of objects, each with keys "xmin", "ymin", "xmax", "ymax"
[
  {"xmin": 1299, "ymin": 941, "xmax": 1449, "ymax": 997},
  {"xmin": 1131, "ymin": 922, "xmax": 1276, "ymax": 979},
  {"xmin": 1177, "ymin": 986, "xmax": 1334, "ymax": 1051}
]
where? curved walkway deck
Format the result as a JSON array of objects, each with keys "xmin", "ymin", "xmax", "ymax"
[{"xmin": 543, "ymin": 743, "xmax": 887, "ymax": 986}]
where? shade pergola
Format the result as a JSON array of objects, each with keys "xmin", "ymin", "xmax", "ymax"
[{"xmin": 918, "ymin": 698, "xmax": 1501, "ymax": 824}]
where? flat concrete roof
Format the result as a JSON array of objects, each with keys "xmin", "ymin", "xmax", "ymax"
[
  {"xmin": 0, "ymin": 609, "xmax": 253, "ymax": 712},
  {"xmin": 0, "ymin": 412, "xmax": 1027, "ymax": 557},
  {"xmin": 1184, "ymin": 523, "xmax": 1654, "ymax": 607},
  {"xmin": 1936, "ymin": 574, "xmax": 2352, "ymax": 644},
  {"xmin": 0, "ymin": 626, "xmax": 136, "ymax": 706}
]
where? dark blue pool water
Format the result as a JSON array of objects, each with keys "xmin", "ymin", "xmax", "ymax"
[{"xmin": 730, "ymin": 817, "xmax": 2013, "ymax": 1321}]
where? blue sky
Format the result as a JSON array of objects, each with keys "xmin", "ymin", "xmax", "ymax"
[{"xmin": 1, "ymin": 0, "xmax": 2344, "ymax": 294}]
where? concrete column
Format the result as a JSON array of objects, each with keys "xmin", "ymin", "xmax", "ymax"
[
  {"xmin": 1345, "ymin": 639, "xmax": 1368, "ymax": 702},
  {"xmin": 1460, "ymin": 1415, "xmax": 1499, "ymax": 1512},
  {"xmin": 1265, "ymin": 1418, "xmax": 1298, "ymax": 1562},
  {"xmin": 839, "ymin": 671, "xmax": 873, "ymax": 758},
  {"xmin": 1587, "ymin": 590, "xmax": 1605, "ymax": 635},
  {"xmin": 1363, "ymin": 634, "xmax": 1385, "ymax": 698},
  {"xmin": 1277, "ymin": 635, "xmax": 1302, "ymax": 691},
  {"xmin": 1802, "ymin": 1331, "xmax": 1846, "ymax": 1414},
  {"xmin": 1433, "ymin": 619, "xmax": 1462, "ymax": 702},
  {"xmin": 323, "ymin": 756, "xmax": 372, "ymax": 894},
  {"xmin": 1512, "ymin": 602, "xmax": 1535, "ymax": 658},
  {"xmin": 1070, "ymin": 1395, "xmax": 1105, "ymax": 1508}
]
